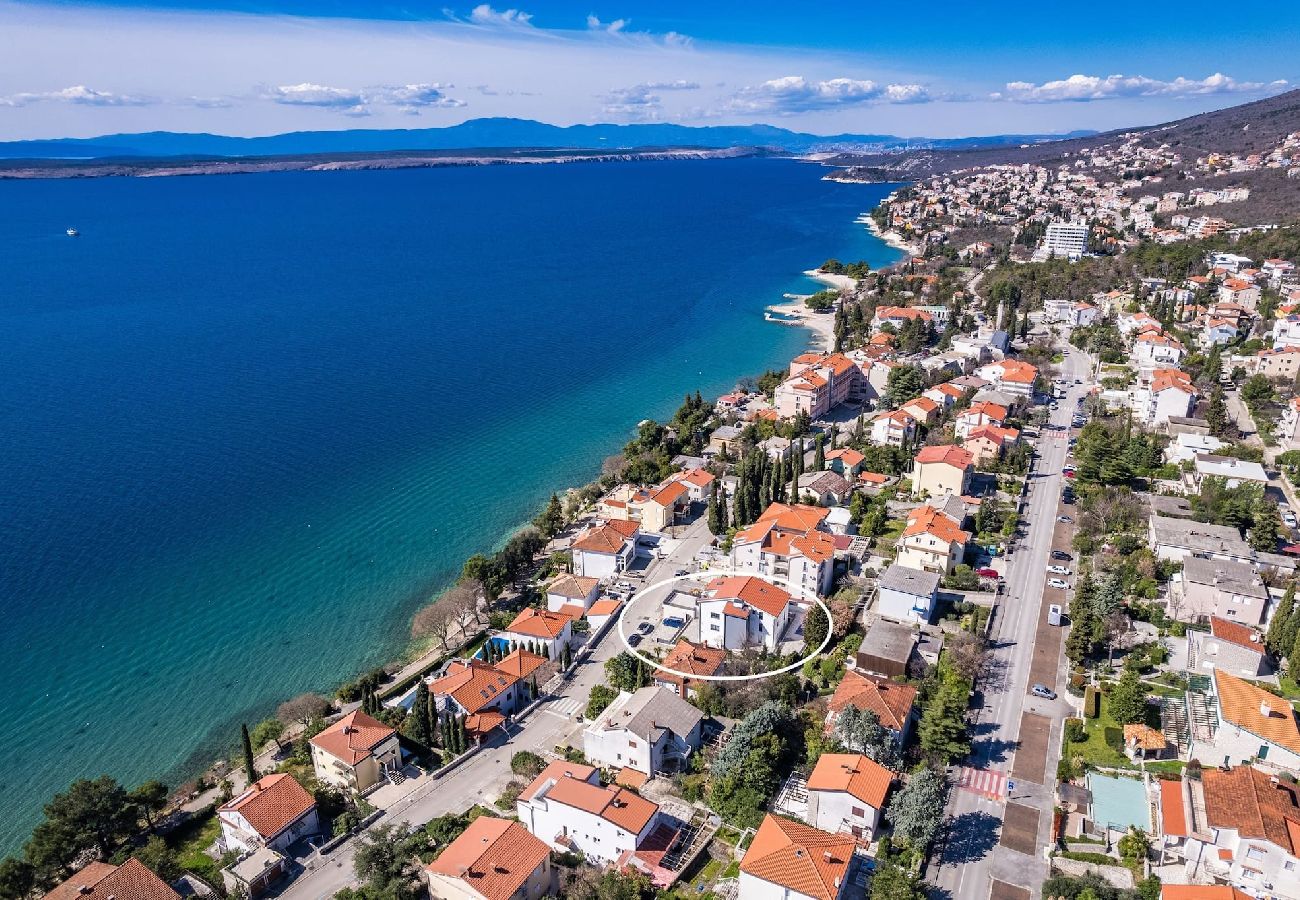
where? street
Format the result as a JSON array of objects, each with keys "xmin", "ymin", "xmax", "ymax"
[
  {"xmin": 931, "ymin": 346, "xmax": 1090, "ymax": 900},
  {"xmin": 277, "ymin": 515, "xmax": 716, "ymax": 900}
]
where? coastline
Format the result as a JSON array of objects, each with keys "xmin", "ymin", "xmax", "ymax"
[
  {"xmin": 860, "ymin": 210, "xmax": 923, "ymax": 259},
  {"xmin": 765, "ymin": 299, "xmax": 836, "ymax": 352},
  {"xmin": 801, "ymin": 268, "xmax": 859, "ymax": 291}
]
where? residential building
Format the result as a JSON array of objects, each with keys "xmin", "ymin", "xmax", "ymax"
[
  {"xmin": 730, "ymin": 503, "xmax": 837, "ymax": 596},
  {"xmin": 708, "ymin": 425, "xmax": 743, "ymax": 456},
  {"xmin": 1174, "ymin": 556, "xmax": 1270, "ymax": 625},
  {"xmin": 1281, "ymin": 398, "xmax": 1300, "ymax": 445},
  {"xmin": 571, "ymin": 519, "xmax": 639, "ymax": 578},
  {"xmin": 636, "ymin": 480, "xmax": 689, "ymax": 533},
  {"xmin": 1165, "ymin": 433, "xmax": 1227, "ymax": 466},
  {"xmin": 1182, "ymin": 765, "xmax": 1300, "ymax": 898},
  {"xmin": 774, "ymin": 353, "xmax": 860, "ymax": 419},
  {"xmin": 797, "ymin": 470, "xmax": 852, "ymax": 507},
  {"xmin": 1043, "ymin": 221, "xmax": 1089, "ymax": 259},
  {"xmin": 1134, "ymin": 332, "xmax": 1188, "ymax": 368},
  {"xmin": 699, "ymin": 575, "xmax": 795, "ymax": 652},
  {"xmin": 826, "ymin": 669, "xmax": 917, "ymax": 746},
  {"xmin": 582, "ymin": 686, "xmax": 704, "ymax": 776},
  {"xmin": 499, "ymin": 608, "xmax": 573, "ymax": 662},
  {"xmin": 1218, "ymin": 278, "xmax": 1262, "ymax": 309},
  {"xmin": 824, "ymin": 447, "xmax": 865, "ymax": 478},
  {"xmin": 896, "ymin": 504, "xmax": 970, "ymax": 575},
  {"xmin": 222, "ymin": 847, "xmax": 290, "ymax": 899},
  {"xmin": 899, "ymin": 396, "xmax": 940, "ymax": 428},
  {"xmin": 425, "ymin": 816, "xmax": 555, "ymax": 900},
  {"xmin": 1202, "ymin": 318, "xmax": 1240, "ymax": 348},
  {"xmin": 515, "ymin": 761, "xmax": 660, "ymax": 865},
  {"xmin": 738, "ymin": 815, "xmax": 855, "ymax": 900},
  {"xmin": 545, "ymin": 574, "xmax": 600, "ymax": 616},
  {"xmin": 1150, "ymin": 515, "xmax": 1253, "ymax": 565},
  {"xmin": 1254, "ymin": 347, "xmax": 1300, "ymax": 380},
  {"xmin": 973, "ymin": 360, "xmax": 1038, "ymax": 397},
  {"xmin": 1188, "ymin": 618, "xmax": 1270, "ymax": 678},
  {"xmin": 428, "ymin": 658, "xmax": 526, "ymax": 741},
  {"xmin": 1205, "ymin": 671, "xmax": 1300, "ymax": 771},
  {"xmin": 654, "ymin": 640, "xmax": 726, "ymax": 699},
  {"xmin": 912, "ymin": 444, "xmax": 974, "ymax": 498},
  {"xmin": 875, "ymin": 564, "xmax": 940, "ymax": 624},
  {"xmin": 806, "ymin": 754, "xmax": 894, "ymax": 840},
  {"xmin": 869, "ymin": 409, "xmax": 916, "ymax": 448},
  {"xmin": 963, "ymin": 425, "xmax": 1020, "ymax": 465},
  {"xmin": 872, "ymin": 306, "xmax": 935, "ymax": 330},
  {"xmin": 217, "ymin": 774, "xmax": 319, "ymax": 854},
  {"xmin": 954, "ymin": 401, "xmax": 1008, "ymax": 440},
  {"xmin": 45, "ymin": 860, "xmax": 180, "ymax": 900},
  {"xmin": 853, "ymin": 619, "xmax": 917, "ymax": 678},
  {"xmin": 669, "ymin": 467, "xmax": 716, "ymax": 503},
  {"xmin": 1140, "ymin": 369, "xmax": 1198, "ymax": 428},
  {"xmin": 309, "ymin": 709, "xmax": 401, "ymax": 792},
  {"xmin": 1190, "ymin": 454, "xmax": 1268, "ymax": 491}
]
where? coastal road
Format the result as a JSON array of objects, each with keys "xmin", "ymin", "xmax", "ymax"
[
  {"xmin": 278, "ymin": 517, "xmax": 716, "ymax": 900},
  {"xmin": 931, "ymin": 347, "xmax": 1090, "ymax": 900}
]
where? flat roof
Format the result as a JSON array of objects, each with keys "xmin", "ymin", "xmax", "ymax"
[{"xmin": 857, "ymin": 619, "xmax": 918, "ymax": 664}]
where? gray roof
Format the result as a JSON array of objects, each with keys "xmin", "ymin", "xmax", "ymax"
[
  {"xmin": 1181, "ymin": 556, "xmax": 1267, "ymax": 598},
  {"xmin": 971, "ymin": 389, "xmax": 1016, "ymax": 408},
  {"xmin": 711, "ymin": 425, "xmax": 743, "ymax": 441},
  {"xmin": 856, "ymin": 618, "xmax": 918, "ymax": 665},
  {"xmin": 878, "ymin": 563, "xmax": 941, "ymax": 598},
  {"xmin": 1149, "ymin": 495, "xmax": 1194, "ymax": 519},
  {"xmin": 798, "ymin": 470, "xmax": 851, "ymax": 494},
  {"xmin": 1150, "ymin": 515, "xmax": 1252, "ymax": 559},
  {"xmin": 599, "ymin": 686, "xmax": 703, "ymax": 743}
]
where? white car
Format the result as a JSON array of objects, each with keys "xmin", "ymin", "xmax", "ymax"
[
  {"xmin": 1047, "ymin": 565, "xmax": 1072, "ymax": 576},
  {"xmin": 1048, "ymin": 578, "xmax": 1071, "ymax": 590}
]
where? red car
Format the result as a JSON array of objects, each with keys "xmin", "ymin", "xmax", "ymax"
[
  {"xmin": 1063, "ymin": 470, "xmax": 1076, "ymax": 479},
  {"xmin": 976, "ymin": 568, "xmax": 999, "ymax": 579}
]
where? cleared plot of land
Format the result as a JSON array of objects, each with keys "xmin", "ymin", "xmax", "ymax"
[
  {"xmin": 1000, "ymin": 802, "xmax": 1040, "ymax": 856},
  {"xmin": 1012, "ymin": 712, "xmax": 1051, "ymax": 784},
  {"xmin": 991, "ymin": 880, "xmax": 1032, "ymax": 900}
]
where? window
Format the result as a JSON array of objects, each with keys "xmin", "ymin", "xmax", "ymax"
[
  {"xmin": 629, "ymin": 740, "xmax": 637, "ymax": 748},
  {"xmin": 851, "ymin": 807, "xmax": 865, "ymax": 818},
  {"xmin": 1246, "ymin": 846, "xmax": 1265, "ymax": 861},
  {"xmin": 1284, "ymin": 861, "xmax": 1295, "ymax": 872},
  {"xmin": 710, "ymin": 624, "xmax": 720, "ymax": 632}
]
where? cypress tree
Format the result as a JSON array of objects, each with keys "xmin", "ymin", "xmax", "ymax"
[
  {"xmin": 1268, "ymin": 584, "xmax": 1297, "ymax": 655},
  {"xmin": 707, "ymin": 480, "xmax": 721, "ymax": 534},
  {"xmin": 814, "ymin": 434, "xmax": 826, "ymax": 471},
  {"xmin": 241, "ymin": 723, "xmax": 257, "ymax": 784}
]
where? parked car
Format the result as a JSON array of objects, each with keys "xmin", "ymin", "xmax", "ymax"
[
  {"xmin": 1063, "ymin": 470, "xmax": 1076, "ymax": 479},
  {"xmin": 1058, "ymin": 515, "xmax": 1073, "ymax": 523},
  {"xmin": 1052, "ymin": 550, "xmax": 1072, "ymax": 561},
  {"xmin": 627, "ymin": 633, "xmax": 642, "ymax": 647},
  {"xmin": 1031, "ymin": 684, "xmax": 1057, "ymax": 700},
  {"xmin": 674, "ymin": 569, "xmax": 689, "ymax": 577},
  {"xmin": 1047, "ymin": 565, "xmax": 1072, "ymax": 576},
  {"xmin": 637, "ymin": 621, "xmax": 654, "ymax": 635},
  {"xmin": 976, "ymin": 568, "xmax": 999, "ymax": 579},
  {"xmin": 1048, "ymin": 578, "xmax": 1071, "ymax": 590}
]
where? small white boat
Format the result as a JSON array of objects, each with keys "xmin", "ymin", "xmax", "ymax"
[{"xmin": 66, "ymin": 228, "xmax": 79, "ymax": 237}]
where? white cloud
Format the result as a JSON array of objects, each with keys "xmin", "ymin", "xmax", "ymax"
[
  {"xmin": 586, "ymin": 14, "xmax": 626, "ymax": 34},
  {"xmin": 601, "ymin": 79, "xmax": 700, "ymax": 118},
  {"xmin": 0, "ymin": 85, "xmax": 156, "ymax": 107},
  {"xmin": 993, "ymin": 73, "xmax": 1290, "ymax": 102},
  {"xmin": 728, "ymin": 75, "xmax": 932, "ymax": 114},
  {"xmin": 466, "ymin": 5, "xmax": 533, "ymax": 27},
  {"xmin": 262, "ymin": 82, "xmax": 467, "ymax": 116}
]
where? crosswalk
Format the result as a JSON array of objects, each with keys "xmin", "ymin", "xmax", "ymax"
[
  {"xmin": 955, "ymin": 766, "xmax": 1008, "ymax": 801},
  {"xmin": 543, "ymin": 694, "xmax": 585, "ymax": 719}
]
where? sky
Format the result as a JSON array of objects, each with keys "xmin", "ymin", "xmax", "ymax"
[{"xmin": 0, "ymin": 0, "xmax": 1297, "ymax": 141}]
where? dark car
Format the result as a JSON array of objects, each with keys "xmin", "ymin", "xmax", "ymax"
[
  {"xmin": 637, "ymin": 621, "xmax": 654, "ymax": 635},
  {"xmin": 627, "ymin": 633, "xmax": 642, "ymax": 647},
  {"xmin": 1052, "ymin": 550, "xmax": 1072, "ymax": 561}
]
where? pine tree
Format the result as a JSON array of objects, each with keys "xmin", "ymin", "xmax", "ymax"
[
  {"xmin": 1267, "ymin": 583, "xmax": 1297, "ymax": 655},
  {"xmin": 241, "ymin": 723, "xmax": 257, "ymax": 784},
  {"xmin": 1206, "ymin": 387, "xmax": 1229, "ymax": 436}
]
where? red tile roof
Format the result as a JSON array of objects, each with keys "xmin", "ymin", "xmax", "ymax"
[
  {"xmin": 1213, "ymin": 672, "xmax": 1300, "ymax": 755},
  {"xmin": 504, "ymin": 607, "xmax": 572, "ymax": 640},
  {"xmin": 220, "ymin": 773, "xmax": 316, "ymax": 839},
  {"xmin": 426, "ymin": 816, "xmax": 550, "ymax": 900},
  {"xmin": 310, "ymin": 710, "xmax": 396, "ymax": 766},
  {"xmin": 45, "ymin": 860, "xmax": 180, "ymax": 900},
  {"xmin": 807, "ymin": 753, "xmax": 893, "ymax": 808},
  {"xmin": 542, "ymin": 777, "xmax": 658, "ymax": 834},
  {"xmin": 914, "ymin": 444, "xmax": 973, "ymax": 469},
  {"xmin": 1208, "ymin": 617, "xmax": 1266, "ymax": 653},
  {"xmin": 519, "ymin": 761, "xmax": 599, "ymax": 802},
  {"xmin": 828, "ymin": 670, "xmax": 917, "ymax": 731},
  {"xmin": 1159, "ymin": 779, "xmax": 1188, "ymax": 838},
  {"xmin": 705, "ymin": 575, "xmax": 792, "ymax": 618},
  {"xmin": 1202, "ymin": 765, "xmax": 1300, "ymax": 854},
  {"xmin": 428, "ymin": 659, "xmax": 520, "ymax": 714},
  {"xmin": 739, "ymin": 815, "xmax": 854, "ymax": 900}
]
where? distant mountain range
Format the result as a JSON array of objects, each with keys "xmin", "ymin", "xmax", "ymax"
[{"xmin": 0, "ymin": 118, "xmax": 1097, "ymax": 160}]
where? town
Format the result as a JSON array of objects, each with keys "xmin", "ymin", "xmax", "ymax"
[{"xmin": 9, "ymin": 96, "xmax": 1300, "ymax": 900}]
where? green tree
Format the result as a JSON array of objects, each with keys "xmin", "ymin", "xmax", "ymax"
[
  {"xmin": 1241, "ymin": 374, "xmax": 1275, "ymax": 407},
  {"xmin": 1206, "ymin": 387, "xmax": 1229, "ymax": 436},
  {"xmin": 886, "ymin": 768, "xmax": 948, "ymax": 852},
  {"xmin": 604, "ymin": 653, "xmax": 648, "ymax": 692},
  {"xmin": 917, "ymin": 673, "xmax": 971, "ymax": 765},
  {"xmin": 249, "ymin": 718, "xmax": 285, "ymax": 753},
  {"xmin": 1108, "ymin": 668, "xmax": 1149, "ymax": 726},
  {"xmin": 128, "ymin": 781, "xmax": 170, "ymax": 832},
  {"xmin": 240, "ymin": 723, "xmax": 258, "ymax": 784},
  {"xmin": 133, "ymin": 836, "xmax": 179, "ymax": 882},
  {"xmin": 834, "ymin": 707, "xmax": 901, "ymax": 769},
  {"xmin": 1250, "ymin": 494, "xmax": 1282, "ymax": 552},
  {"xmin": 0, "ymin": 858, "xmax": 36, "ymax": 900},
  {"xmin": 351, "ymin": 824, "xmax": 421, "ymax": 900},
  {"xmin": 25, "ymin": 776, "xmax": 139, "ymax": 873},
  {"xmin": 802, "ymin": 603, "xmax": 829, "ymax": 652},
  {"xmin": 1267, "ymin": 584, "xmax": 1297, "ymax": 655},
  {"xmin": 533, "ymin": 493, "xmax": 565, "ymax": 538},
  {"xmin": 884, "ymin": 365, "xmax": 924, "ymax": 407},
  {"xmin": 586, "ymin": 684, "xmax": 619, "ymax": 718},
  {"xmin": 870, "ymin": 855, "xmax": 930, "ymax": 900}
]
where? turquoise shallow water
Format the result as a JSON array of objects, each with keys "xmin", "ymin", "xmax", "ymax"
[{"xmin": 0, "ymin": 157, "xmax": 899, "ymax": 854}]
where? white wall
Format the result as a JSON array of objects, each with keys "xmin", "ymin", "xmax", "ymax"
[{"xmin": 807, "ymin": 789, "xmax": 881, "ymax": 838}]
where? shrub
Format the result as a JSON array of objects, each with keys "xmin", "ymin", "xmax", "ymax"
[
  {"xmin": 1103, "ymin": 727, "xmax": 1124, "ymax": 751},
  {"xmin": 1084, "ymin": 686, "xmax": 1100, "ymax": 718},
  {"xmin": 1064, "ymin": 719, "xmax": 1086, "ymax": 743},
  {"xmin": 510, "ymin": 751, "xmax": 545, "ymax": 779}
]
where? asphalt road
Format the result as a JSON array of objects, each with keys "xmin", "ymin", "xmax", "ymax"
[
  {"xmin": 931, "ymin": 346, "xmax": 1090, "ymax": 900},
  {"xmin": 277, "ymin": 516, "xmax": 717, "ymax": 900}
]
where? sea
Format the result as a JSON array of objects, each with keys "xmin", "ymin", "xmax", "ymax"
[{"xmin": 0, "ymin": 156, "xmax": 899, "ymax": 854}]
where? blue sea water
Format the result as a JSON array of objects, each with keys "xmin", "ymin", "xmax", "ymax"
[{"xmin": 0, "ymin": 157, "xmax": 898, "ymax": 854}]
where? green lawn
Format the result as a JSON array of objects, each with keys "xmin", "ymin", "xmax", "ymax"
[
  {"xmin": 1065, "ymin": 695, "xmax": 1134, "ymax": 769},
  {"xmin": 1143, "ymin": 760, "xmax": 1186, "ymax": 776},
  {"xmin": 168, "ymin": 808, "xmax": 223, "ymax": 883}
]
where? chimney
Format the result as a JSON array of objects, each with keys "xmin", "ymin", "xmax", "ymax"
[
  {"xmin": 1261, "ymin": 700, "xmax": 1276, "ymax": 717},
  {"xmin": 823, "ymin": 851, "xmax": 834, "ymax": 863}
]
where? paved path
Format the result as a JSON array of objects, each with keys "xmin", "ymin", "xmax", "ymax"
[{"xmin": 930, "ymin": 346, "xmax": 1089, "ymax": 900}]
